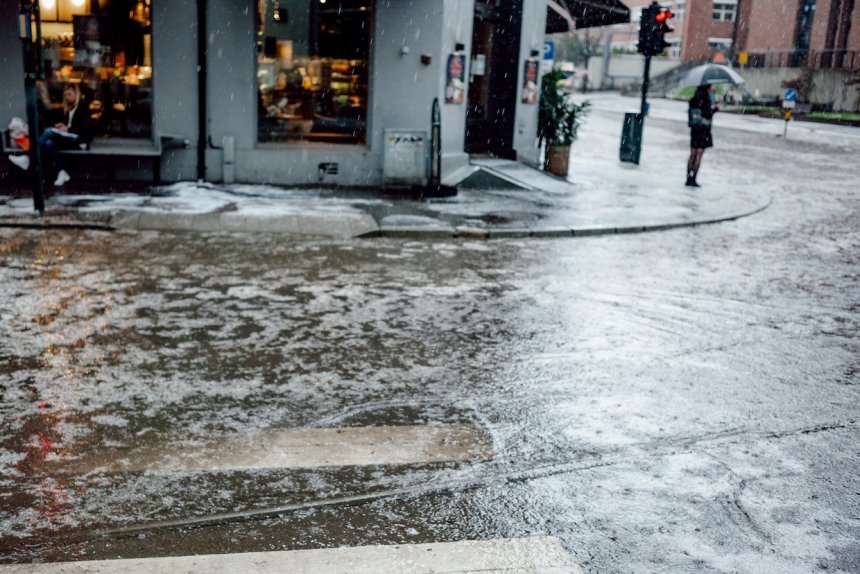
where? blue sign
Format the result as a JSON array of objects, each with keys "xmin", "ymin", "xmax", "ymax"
[
  {"xmin": 784, "ymin": 88, "xmax": 798, "ymax": 102},
  {"xmin": 543, "ymin": 40, "xmax": 554, "ymax": 61}
]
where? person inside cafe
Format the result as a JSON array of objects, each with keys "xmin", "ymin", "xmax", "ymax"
[{"xmin": 8, "ymin": 83, "xmax": 91, "ymax": 187}]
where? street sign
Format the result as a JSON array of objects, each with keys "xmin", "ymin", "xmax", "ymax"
[
  {"xmin": 543, "ymin": 40, "xmax": 554, "ymax": 61},
  {"xmin": 782, "ymin": 97, "xmax": 794, "ymax": 139}
]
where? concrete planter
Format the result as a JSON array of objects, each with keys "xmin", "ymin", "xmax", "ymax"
[{"xmin": 545, "ymin": 145, "xmax": 570, "ymax": 176}]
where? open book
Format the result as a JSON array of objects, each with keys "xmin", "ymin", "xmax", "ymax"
[{"xmin": 47, "ymin": 127, "xmax": 79, "ymax": 139}]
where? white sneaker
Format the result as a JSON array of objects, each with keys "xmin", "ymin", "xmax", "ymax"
[
  {"xmin": 8, "ymin": 154, "xmax": 29, "ymax": 170},
  {"xmin": 53, "ymin": 170, "xmax": 70, "ymax": 186}
]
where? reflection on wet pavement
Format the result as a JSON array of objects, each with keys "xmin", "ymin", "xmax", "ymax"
[{"xmin": 1, "ymin": 123, "xmax": 859, "ymax": 574}]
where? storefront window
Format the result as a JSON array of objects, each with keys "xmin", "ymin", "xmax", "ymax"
[
  {"xmin": 38, "ymin": 0, "xmax": 153, "ymax": 139},
  {"xmin": 256, "ymin": 0, "xmax": 370, "ymax": 145}
]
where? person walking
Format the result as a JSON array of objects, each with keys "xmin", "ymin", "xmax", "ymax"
[
  {"xmin": 686, "ymin": 84, "xmax": 719, "ymax": 187},
  {"xmin": 8, "ymin": 83, "xmax": 90, "ymax": 186}
]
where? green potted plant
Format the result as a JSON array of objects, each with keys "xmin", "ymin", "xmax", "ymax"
[{"xmin": 538, "ymin": 69, "xmax": 590, "ymax": 176}]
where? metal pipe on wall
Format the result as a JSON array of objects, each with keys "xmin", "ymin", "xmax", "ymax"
[
  {"xmin": 18, "ymin": 0, "xmax": 45, "ymax": 214},
  {"xmin": 197, "ymin": 0, "xmax": 206, "ymax": 181}
]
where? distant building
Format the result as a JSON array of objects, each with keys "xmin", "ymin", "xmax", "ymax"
[{"xmin": 602, "ymin": 0, "xmax": 859, "ymax": 69}]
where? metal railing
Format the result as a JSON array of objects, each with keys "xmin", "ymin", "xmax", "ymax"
[{"xmin": 742, "ymin": 49, "xmax": 860, "ymax": 70}]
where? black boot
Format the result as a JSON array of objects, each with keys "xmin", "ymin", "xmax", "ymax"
[{"xmin": 685, "ymin": 172, "xmax": 700, "ymax": 187}]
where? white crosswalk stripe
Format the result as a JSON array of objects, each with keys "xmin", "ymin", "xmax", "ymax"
[
  {"xmin": 61, "ymin": 424, "xmax": 493, "ymax": 474},
  {"xmin": 0, "ymin": 537, "xmax": 582, "ymax": 573}
]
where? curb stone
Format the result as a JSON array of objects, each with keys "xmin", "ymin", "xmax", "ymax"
[
  {"xmin": 571, "ymin": 227, "xmax": 613, "ymax": 237},
  {"xmin": 487, "ymin": 228, "xmax": 532, "ymax": 239},
  {"xmin": 0, "ymin": 217, "xmax": 114, "ymax": 231},
  {"xmin": 615, "ymin": 225, "xmax": 647, "ymax": 234},
  {"xmin": 379, "ymin": 225, "xmax": 457, "ymax": 239},
  {"xmin": 530, "ymin": 228, "xmax": 573, "ymax": 238},
  {"xmin": 456, "ymin": 227, "xmax": 490, "ymax": 239}
]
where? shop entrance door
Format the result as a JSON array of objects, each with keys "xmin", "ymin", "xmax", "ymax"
[{"xmin": 465, "ymin": 0, "xmax": 522, "ymax": 158}]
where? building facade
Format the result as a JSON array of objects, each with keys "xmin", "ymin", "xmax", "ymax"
[
  {"xmin": 3, "ymin": 0, "xmax": 629, "ymax": 187},
  {"xmin": 737, "ymin": 0, "xmax": 860, "ymax": 68},
  {"xmin": 604, "ymin": 0, "xmax": 858, "ymax": 68}
]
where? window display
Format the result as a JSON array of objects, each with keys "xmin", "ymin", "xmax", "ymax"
[
  {"xmin": 38, "ymin": 0, "xmax": 153, "ymax": 139},
  {"xmin": 256, "ymin": 0, "xmax": 370, "ymax": 145}
]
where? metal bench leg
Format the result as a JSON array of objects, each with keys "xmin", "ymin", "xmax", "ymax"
[{"xmin": 154, "ymin": 158, "xmax": 161, "ymax": 185}]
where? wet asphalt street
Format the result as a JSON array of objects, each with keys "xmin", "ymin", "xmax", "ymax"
[{"xmin": 1, "ymin": 109, "xmax": 859, "ymax": 572}]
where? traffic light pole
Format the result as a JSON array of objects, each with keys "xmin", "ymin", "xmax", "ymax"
[
  {"xmin": 621, "ymin": 1, "xmax": 672, "ymax": 165},
  {"xmin": 18, "ymin": 0, "xmax": 45, "ymax": 215},
  {"xmin": 640, "ymin": 54, "xmax": 651, "ymax": 118}
]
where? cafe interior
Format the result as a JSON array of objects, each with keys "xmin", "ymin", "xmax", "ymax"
[
  {"xmin": 256, "ymin": 0, "xmax": 370, "ymax": 145},
  {"xmin": 36, "ymin": 0, "xmax": 153, "ymax": 139}
]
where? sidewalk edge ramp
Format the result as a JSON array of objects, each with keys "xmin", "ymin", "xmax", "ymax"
[{"xmin": 0, "ymin": 537, "xmax": 583, "ymax": 573}]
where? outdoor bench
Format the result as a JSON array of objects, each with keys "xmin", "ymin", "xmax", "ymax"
[{"xmin": 2, "ymin": 130, "xmax": 188, "ymax": 184}]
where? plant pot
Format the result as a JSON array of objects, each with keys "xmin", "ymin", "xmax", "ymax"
[{"xmin": 545, "ymin": 144, "xmax": 570, "ymax": 176}]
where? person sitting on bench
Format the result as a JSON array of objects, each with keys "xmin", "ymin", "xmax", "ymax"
[{"xmin": 9, "ymin": 83, "xmax": 90, "ymax": 186}]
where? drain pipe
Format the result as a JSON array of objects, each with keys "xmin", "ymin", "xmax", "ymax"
[
  {"xmin": 430, "ymin": 97, "xmax": 441, "ymax": 188},
  {"xmin": 196, "ymin": 0, "xmax": 207, "ymax": 181}
]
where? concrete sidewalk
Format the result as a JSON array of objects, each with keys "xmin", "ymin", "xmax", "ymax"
[
  {"xmin": 3, "ymin": 92, "xmax": 790, "ymax": 239},
  {"xmin": 0, "ymin": 158, "xmax": 770, "ymax": 239}
]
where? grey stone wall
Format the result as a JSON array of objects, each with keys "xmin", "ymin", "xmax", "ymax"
[
  {"xmin": 152, "ymin": 0, "xmax": 200, "ymax": 181},
  {"xmin": 513, "ymin": 0, "xmax": 547, "ymax": 167},
  {"xmin": 741, "ymin": 68, "xmax": 860, "ymax": 111}
]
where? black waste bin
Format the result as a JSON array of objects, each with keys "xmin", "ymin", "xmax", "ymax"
[{"xmin": 620, "ymin": 112, "xmax": 643, "ymax": 165}]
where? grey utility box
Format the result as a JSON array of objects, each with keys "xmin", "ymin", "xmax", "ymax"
[{"xmin": 383, "ymin": 129, "xmax": 428, "ymax": 187}]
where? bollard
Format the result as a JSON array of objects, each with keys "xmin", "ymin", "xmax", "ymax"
[{"xmin": 620, "ymin": 112, "xmax": 643, "ymax": 164}]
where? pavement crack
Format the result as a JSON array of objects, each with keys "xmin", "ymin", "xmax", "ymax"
[{"xmin": 764, "ymin": 421, "xmax": 857, "ymax": 440}]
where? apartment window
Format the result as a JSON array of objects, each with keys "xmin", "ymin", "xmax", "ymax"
[
  {"xmin": 712, "ymin": 0, "xmax": 737, "ymax": 21},
  {"xmin": 672, "ymin": 0, "xmax": 685, "ymax": 21}
]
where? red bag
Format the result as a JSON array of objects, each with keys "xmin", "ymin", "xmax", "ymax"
[{"xmin": 13, "ymin": 135, "xmax": 30, "ymax": 152}]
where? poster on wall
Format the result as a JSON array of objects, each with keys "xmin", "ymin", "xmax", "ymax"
[
  {"xmin": 445, "ymin": 53, "xmax": 466, "ymax": 104},
  {"xmin": 521, "ymin": 59, "xmax": 539, "ymax": 104}
]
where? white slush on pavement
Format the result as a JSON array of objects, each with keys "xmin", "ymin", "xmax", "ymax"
[
  {"xmin": 62, "ymin": 424, "xmax": 492, "ymax": 474},
  {"xmin": 0, "ymin": 537, "xmax": 582, "ymax": 573}
]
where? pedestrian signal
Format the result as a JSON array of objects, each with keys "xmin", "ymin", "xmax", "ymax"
[
  {"xmin": 652, "ymin": 7, "xmax": 674, "ymax": 55},
  {"xmin": 637, "ymin": 2, "xmax": 674, "ymax": 56},
  {"xmin": 637, "ymin": 4, "xmax": 657, "ymax": 55}
]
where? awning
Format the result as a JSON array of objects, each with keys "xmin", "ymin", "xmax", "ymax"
[{"xmin": 546, "ymin": 0, "xmax": 630, "ymax": 33}]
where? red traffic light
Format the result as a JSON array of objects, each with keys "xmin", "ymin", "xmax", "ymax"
[{"xmin": 655, "ymin": 8, "xmax": 673, "ymax": 22}]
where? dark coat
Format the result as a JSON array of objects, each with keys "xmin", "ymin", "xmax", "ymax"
[
  {"xmin": 689, "ymin": 90, "xmax": 717, "ymax": 149},
  {"xmin": 689, "ymin": 91, "xmax": 717, "ymax": 121},
  {"xmin": 64, "ymin": 102, "xmax": 92, "ymax": 143}
]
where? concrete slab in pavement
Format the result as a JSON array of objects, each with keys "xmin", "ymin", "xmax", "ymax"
[{"xmin": 0, "ymin": 537, "xmax": 581, "ymax": 574}]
